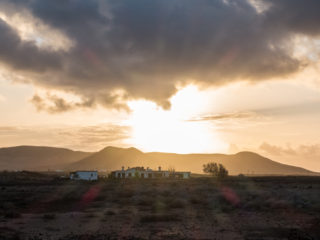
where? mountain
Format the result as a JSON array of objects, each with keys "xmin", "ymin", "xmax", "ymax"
[
  {"xmin": 0, "ymin": 146, "xmax": 92, "ymax": 171},
  {"xmin": 69, "ymin": 147, "xmax": 316, "ymax": 175},
  {"xmin": 68, "ymin": 146, "xmax": 144, "ymax": 170},
  {"xmin": 142, "ymin": 151, "xmax": 315, "ymax": 175},
  {"xmin": 0, "ymin": 145, "xmax": 316, "ymax": 175}
]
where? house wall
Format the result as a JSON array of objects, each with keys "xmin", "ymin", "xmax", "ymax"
[
  {"xmin": 71, "ymin": 171, "xmax": 98, "ymax": 180},
  {"xmin": 112, "ymin": 170, "xmax": 181, "ymax": 179},
  {"xmin": 183, "ymin": 172, "xmax": 190, "ymax": 179}
]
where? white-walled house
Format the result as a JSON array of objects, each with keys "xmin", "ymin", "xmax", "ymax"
[
  {"xmin": 70, "ymin": 171, "xmax": 98, "ymax": 181},
  {"xmin": 111, "ymin": 166, "xmax": 190, "ymax": 179}
]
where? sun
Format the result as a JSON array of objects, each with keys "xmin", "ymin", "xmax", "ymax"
[{"xmin": 125, "ymin": 85, "xmax": 228, "ymax": 153}]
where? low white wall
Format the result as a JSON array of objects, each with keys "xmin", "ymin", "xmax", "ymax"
[{"xmin": 71, "ymin": 171, "xmax": 98, "ymax": 180}]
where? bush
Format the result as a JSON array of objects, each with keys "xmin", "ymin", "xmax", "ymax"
[
  {"xmin": 104, "ymin": 210, "xmax": 116, "ymax": 215},
  {"xmin": 166, "ymin": 198, "xmax": 186, "ymax": 209},
  {"xmin": 136, "ymin": 196, "xmax": 154, "ymax": 206},
  {"xmin": 189, "ymin": 196, "xmax": 208, "ymax": 206},
  {"xmin": 84, "ymin": 213, "xmax": 96, "ymax": 218},
  {"xmin": 152, "ymin": 200, "xmax": 166, "ymax": 212},
  {"xmin": 4, "ymin": 210, "xmax": 21, "ymax": 219},
  {"xmin": 140, "ymin": 214, "xmax": 180, "ymax": 222},
  {"xmin": 117, "ymin": 190, "xmax": 134, "ymax": 198},
  {"xmin": 42, "ymin": 213, "xmax": 56, "ymax": 220},
  {"xmin": 203, "ymin": 162, "xmax": 228, "ymax": 178}
]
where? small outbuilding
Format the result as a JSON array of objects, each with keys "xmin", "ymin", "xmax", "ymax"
[{"xmin": 70, "ymin": 171, "xmax": 98, "ymax": 181}]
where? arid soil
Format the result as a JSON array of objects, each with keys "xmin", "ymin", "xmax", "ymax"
[{"xmin": 0, "ymin": 172, "xmax": 319, "ymax": 240}]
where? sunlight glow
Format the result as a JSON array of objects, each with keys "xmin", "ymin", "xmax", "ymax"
[{"xmin": 126, "ymin": 86, "xmax": 228, "ymax": 153}]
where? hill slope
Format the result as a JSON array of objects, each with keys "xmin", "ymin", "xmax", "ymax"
[
  {"xmin": 70, "ymin": 147, "xmax": 316, "ymax": 175},
  {"xmin": 69, "ymin": 146, "xmax": 144, "ymax": 170},
  {"xmin": 143, "ymin": 151, "xmax": 314, "ymax": 175},
  {"xmin": 0, "ymin": 146, "xmax": 92, "ymax": 171},
  {"xmin": 0, "ymin": 145, "xmax": 315, "ymax": 175}
]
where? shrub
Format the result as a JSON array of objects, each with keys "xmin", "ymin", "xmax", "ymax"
[
  {"xmin": 42, "ymin": 213, "xmax": 56, "ymax": 220},
  {"xmin": 140, "ymin": 214, "xmax": 180, "ymax": 223},
  {"xmin": 84, "ymin": 213, "xmax": 96, "ymax": 218},
  {"xmin": 4, "ymin": 210, "xmax": 21, "ymax": 219},
  {"xmin": 136, "ymin": 196, "xmax": 154, "ymax": 206},
  {"xmin": 104, "ymin": 210, "xmax": 116, "ymax": 215},
  {"xmin": 119, "ymin": 209, "xmax": 132, "ymax": 215},
  {"xmin": 117, "ymin": 190, "xmax": 134, "ymax": 198},
  {"xmin": 189, "ymin": 196, "xmax": 208, "ymax": 206},
  {"xmin": 90, "ymin": 201, "xmax": 105, "ymax": 208},
  {"xmin": 152, "ymin": 200, "xmax": 166, "ymax": 212},
  {"xmin": 166, "ymin": 198, "xmax": 186, "ymax": 209},
  {"xmin": 203, "ymin": 162, "xmax": 228, "ymax": 178}
]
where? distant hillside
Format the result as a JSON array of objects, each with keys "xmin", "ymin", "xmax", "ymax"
[
  {"xmin": 0, "ymin": 146, "xmax": 92, "ymax": 171},
  {"xmin": 142, "ymin": 151, "xmax": 315, "ymax": 175},
  {"xmin": 69, "ymin": 146, "xmax": 144, "ymax": 170},
  {"xmin": 69, "ymin": 147, "xmax": 316, "ymax": 175},
  {"xmin": 0, "ymin": 145, "xmax": 316, "ymax": 175}
]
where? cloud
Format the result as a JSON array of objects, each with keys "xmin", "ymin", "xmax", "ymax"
[
  {"xmin": 0, "ymin": 124, "xmax": 131, "ymax": 151},
  {"xmin": 0, "ymin": 94, "xmax": 5, "ymax": 102},
  {"xmin": 0, "ymin": 0, "xmax": 319, "ymax": 111},
  {"xmin": 0, "ymin": 18, "xmax": 61, "ymax": 72},
  {"xmin": 189, "ymin": 111, "xmax": 260, "ymax": 122},
  {"xmin": 259, "ymin": 142, "xmax": 296, "ymax": 156},
  {"xmin": 259, "ymin": 142, "xmax": 320, "ymax": 171},
  {"xmin": 58, "ymin": 125, "xmax": 131, "ymax": 150},
  {"xmin": 260, "ymin": 142, "xmax": 320, "ymax": 157},
  {"xmin": 30, "ymin": 90, "xmax": 130, "ymax": 113},
  {"xmin": 30, "ymin": 94, "xmax": 96, "ymax": 113},
  {"xmin": 255, "ymin": 100, "xmax": 320, "ymax": 116},
  {"xmin": 262, "ymin": 0, "xmax": 320, "ymax": 36}
]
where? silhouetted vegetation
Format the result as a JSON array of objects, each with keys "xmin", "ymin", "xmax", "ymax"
[
  {"xmin": 203, "ymin": 162, "xmax": 229, "ymax": 178},
  {"xmin": 42, "ymin": 213, "xmax": 56, "ymax": 220},
  {"xmin": 140, "ymin": 213, "xmax": 180, "ymax": 222}
]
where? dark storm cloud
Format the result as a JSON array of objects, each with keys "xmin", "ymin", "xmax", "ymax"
[
  {"xmin": 0, "ymin": 18, "xmax": 61, "ymax": 72},
  {"xmin": 262, "ymin": 0, "xmax": 320, "ymax": 36},
  {"xmin": 0, "ymin": 0, "xmax": 319, "ymax": 111}
]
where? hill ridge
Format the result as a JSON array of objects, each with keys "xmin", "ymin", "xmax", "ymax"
[
  {"xmin": 71, "ymin": 147, "xmax": 316, "ymax": 175},
  {"xmin": 0, "ymin": 145, "xmax": 317, "ymax": 175},
  {"xmin": 0, "ymin": 145, "xmax": 92, "ymax": 171}
]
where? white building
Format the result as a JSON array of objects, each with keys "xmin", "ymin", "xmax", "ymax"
[
  {"xmin": 70, "ymin": 171, "xmax": 98, "ymax": 181},
  {"xmin": 111, "ymin": 166, "xmax": 190, "ymax": 179}
]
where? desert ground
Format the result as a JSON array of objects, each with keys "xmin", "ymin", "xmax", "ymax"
[{"xmin": 0, "ymin": 172, "xmax": 319, "ymax": 240}]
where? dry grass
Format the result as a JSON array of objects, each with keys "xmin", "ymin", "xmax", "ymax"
[
  {"xmin": 0, "ymin": 173, "xmax": 320, "ymax": 239},
  {"xmin": 42, "ymin": 213, "xmax": 56, "ymax": 220},
  {"xmin": 140, "ymin": 213, "xmax": 181, "ymax": 222}
]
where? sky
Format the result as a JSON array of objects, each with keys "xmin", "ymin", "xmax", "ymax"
[{"xmin": 0, "ymin": 0, "xmax": 320, "ymax": 172}]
